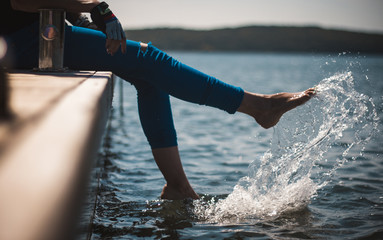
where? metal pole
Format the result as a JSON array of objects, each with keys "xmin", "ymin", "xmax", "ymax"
[
  {"xmin": 0, "ymin": 37, "xmax": 12, "ymax": 120},
  {"xmin": 38, "ymin": 9, "xmax": 66, "ymax": 71}
]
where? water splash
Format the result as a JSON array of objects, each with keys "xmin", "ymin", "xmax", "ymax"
[{"xmin": 193, "ymin": 71, "xmax": 379, "ymax": 223}]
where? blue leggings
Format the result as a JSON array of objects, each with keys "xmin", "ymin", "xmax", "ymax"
[{"xmin": 6, "ymin": 22, "xmax": 244, "ymax": 148}]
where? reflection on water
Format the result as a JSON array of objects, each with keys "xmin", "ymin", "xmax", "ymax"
[{"xmin": 89, "ymin": 53, "xmax": 383, "ymax": 239}]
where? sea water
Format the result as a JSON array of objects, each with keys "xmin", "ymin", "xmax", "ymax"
[{"xmin": 89, "ymin": 53, "xmax": 383, "ymax": 239}]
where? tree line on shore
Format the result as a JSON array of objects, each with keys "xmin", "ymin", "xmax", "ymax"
[{"xmin": 125, "ymin": 25, "xmax": 383, "ymax": 53}]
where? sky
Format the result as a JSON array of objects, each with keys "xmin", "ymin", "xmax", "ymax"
[{"xmin": 107, "ymin": 0, "xmax": 383, "ymax": 34}]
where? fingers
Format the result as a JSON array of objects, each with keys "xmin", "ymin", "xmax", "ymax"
[
  {"xmin": 105, "ymin": 39, "xmax": 119, "ymax": 56},
  {"xmin": 120, "ymin": 38, "xmax": 126, "ymax": 54},
  {"xmin": 105, "ymin": 38, "xmax": 126, "ymax": 56}
]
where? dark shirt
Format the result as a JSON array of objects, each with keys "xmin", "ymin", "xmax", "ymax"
[{"xmin": 1, "ymin": 1, "xmax": 39, "ymax": 35}]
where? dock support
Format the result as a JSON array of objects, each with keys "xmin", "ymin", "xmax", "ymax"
[
  {"xmin": 0, "ymin": 37, "xmax": 12, "ymax": 120},
  {"xmin": 38, "ymin": 9, "xmax": 66, "ymax": 71}
]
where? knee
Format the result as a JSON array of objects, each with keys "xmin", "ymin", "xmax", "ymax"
[{"xmin": 133, "ymin": 79, "xmax": 159, "ymax": 97}]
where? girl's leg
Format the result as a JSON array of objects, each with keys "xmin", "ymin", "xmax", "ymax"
[
  {"xmin": 152, "ymin": 146, "xmax": 199, "ymax": 200},
  {"xmin": 133, "ymin": 79, "xmax": 177, "ymax": 149},
  {"xmin": 135, "ymin": 44, "xmax": 244, "ymax": 114},
  {"xmin": 131, "ymin": 79, "xmax": 198, "ymax": 199},
  {"xmin": 64, "ymin": 26, "xmax": 245, "ymax": 117}
]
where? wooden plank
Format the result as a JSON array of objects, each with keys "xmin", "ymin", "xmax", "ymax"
[{"xmin": 0, "ymin": 71, "xmax": 113, "ymax": 240}]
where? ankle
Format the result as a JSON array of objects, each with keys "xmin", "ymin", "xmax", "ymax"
[
  {"xmin": 161, "ymin": 183, "xmax": 199, "ymax": 200},
  {"xmin": 166, "ymin": 182, "xmax": 191, "ymax": 194},
  {"xmin": 237, "ymin": 91, "xmax": 265, "ymax": 118}
]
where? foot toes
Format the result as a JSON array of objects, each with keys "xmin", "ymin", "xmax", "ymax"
[{"xmin": 305, "ymin": 88, "xmax": 316, "ymax": 96}]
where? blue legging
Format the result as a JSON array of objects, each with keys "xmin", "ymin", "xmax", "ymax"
[{"xmin": 5, "ymin": 22, "xmax": 244, "ymax": 148}]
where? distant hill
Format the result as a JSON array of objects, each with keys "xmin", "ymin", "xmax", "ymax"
[{"xmin": 125, "ymin": 26, "xmax": 383, "ymax": 53}]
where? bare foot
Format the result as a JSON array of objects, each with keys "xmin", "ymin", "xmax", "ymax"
[
  {"xmin": 160, "ymin": 184, "xmax": 199, "ymax": 200},
  {"xmin": 238, "ymin": 88, "xmax": 316, "ymax": 129}
]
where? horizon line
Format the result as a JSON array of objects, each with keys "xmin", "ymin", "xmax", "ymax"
[{"xmin": 124, "ymin": 24, "xmax": 383, "ymax": 35}]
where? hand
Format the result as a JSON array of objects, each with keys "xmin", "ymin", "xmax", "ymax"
[
  {"xmin": 104, "ymin": 17, "xmax": 126, "ymax": 55},
  {"xmin": 106, "ymin": 38, "xmax": 126, "ymax": 56},
  {"xmin": 90, "ymin": 2, "xmax": 127, "ymax": 55}
]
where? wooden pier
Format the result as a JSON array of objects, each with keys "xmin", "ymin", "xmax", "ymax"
[{"xmin": 0, "ymin": 70, "xmax": 113, "ymax": 240}]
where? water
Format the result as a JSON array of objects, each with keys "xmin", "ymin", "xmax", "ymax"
[{"xmin": 89, "ymin": 52, "xmax": 383, "ymax": 239}]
